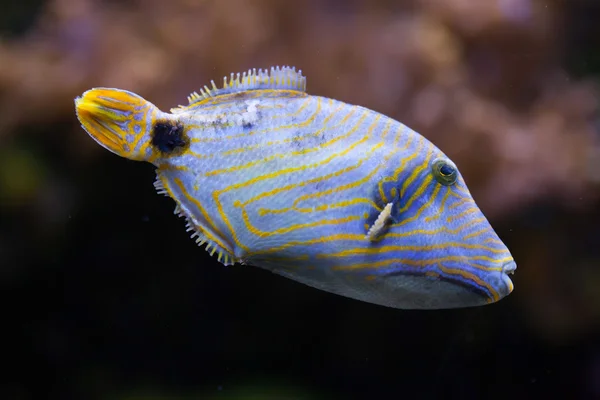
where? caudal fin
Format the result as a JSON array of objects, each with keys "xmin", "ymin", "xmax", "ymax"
[{"xmin": 75, "ymin": 88, "xmax": 159, "ymax": 161}]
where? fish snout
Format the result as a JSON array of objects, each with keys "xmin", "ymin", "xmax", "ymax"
[{"xmin": 499, "ymin": 259, "xmax": 516, "ymax": 296}]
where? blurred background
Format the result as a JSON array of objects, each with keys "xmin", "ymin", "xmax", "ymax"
[{"xmin": 1, "ymin": 0, "xmax": 600, "ymax": 399}]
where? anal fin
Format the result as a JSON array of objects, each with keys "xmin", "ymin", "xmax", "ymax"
[
  {"xmin": 184, "ymin": 219, "xmax": 234, "ymax": 266},
  {"xmin": 153, "ymin": 175, "xmax": 237, "ymax": 266}
]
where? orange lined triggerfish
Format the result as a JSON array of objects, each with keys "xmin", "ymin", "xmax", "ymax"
[{"xmin": 75, "ymin": 66, "xmax": 516, "ymax": 309}]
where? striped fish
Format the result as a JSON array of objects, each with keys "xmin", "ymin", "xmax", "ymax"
[{"xmin": 74, "ymin": 66, "xmax": 516, "ymax": 309}]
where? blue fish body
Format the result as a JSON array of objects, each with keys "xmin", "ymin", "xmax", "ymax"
[{"xmin": 75, "ymin": 66, "xmax": 516, "ymax": 309}]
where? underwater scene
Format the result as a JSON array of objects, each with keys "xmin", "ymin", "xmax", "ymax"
[{"xmin": 1, "ymin": 0, "xmax": 599, "ymax": 399}]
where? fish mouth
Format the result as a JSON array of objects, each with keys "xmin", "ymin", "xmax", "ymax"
[
  {"xmin": 502, "ymin": 260, "xmax": 517, "ymax": 275},
  {"xmin": 500, "ymin": 260, "xmax": 516, "ymax": 295}
]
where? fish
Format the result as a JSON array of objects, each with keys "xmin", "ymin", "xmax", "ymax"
[{"xmin": 74, "ymin": 66, "xmax": 516, "ymax": 309}]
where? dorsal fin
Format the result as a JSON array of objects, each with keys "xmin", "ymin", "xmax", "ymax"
[{"xmin": 186, "ymin": 66, "xmax": 306, "ymax": 105}]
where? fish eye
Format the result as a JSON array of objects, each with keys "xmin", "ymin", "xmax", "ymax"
[{"xmin": 431, "ymin": 158, "xmax": 457, "ymax": 186}]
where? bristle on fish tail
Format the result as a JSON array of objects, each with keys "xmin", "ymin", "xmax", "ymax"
[{"xmin": 75, "ymin": 88, "xmax": 159, "ymax": 161}]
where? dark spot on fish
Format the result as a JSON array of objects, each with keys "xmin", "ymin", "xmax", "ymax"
[
  {"xmin": 151, "ymin": 120, "xmax": 188, "ymax": 155},
  {"xmin": 242, "ymin": 122, "xmax": 253, "ymax": 129},
  {"xmin": 291, "ymin": 129, "xmax": 309, "ymax": 149}
]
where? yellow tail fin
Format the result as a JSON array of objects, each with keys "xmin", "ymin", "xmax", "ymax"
[{"xmin": 75, "ymin": 88, "xmax": 159, "ymax": 161}]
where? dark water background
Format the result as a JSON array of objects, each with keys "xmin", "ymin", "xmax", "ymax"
[{"xmin": 1, "ymin": 1, "xmax": 599, "ymax": 399}]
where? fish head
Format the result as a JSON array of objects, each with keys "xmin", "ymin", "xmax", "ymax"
[{"xmin": 378, "ymin": 153, "xmax": 516, "ymax": 309}]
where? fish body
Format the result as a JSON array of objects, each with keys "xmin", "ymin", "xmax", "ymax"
[{"xmin": 75, "ymin": 66, "xmax": 516, "ymax": 309}]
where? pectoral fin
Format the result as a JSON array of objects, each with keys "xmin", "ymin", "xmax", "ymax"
[{"xmin": 366, "ymin": 202, "xmax": 394, "ymax": 241}]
